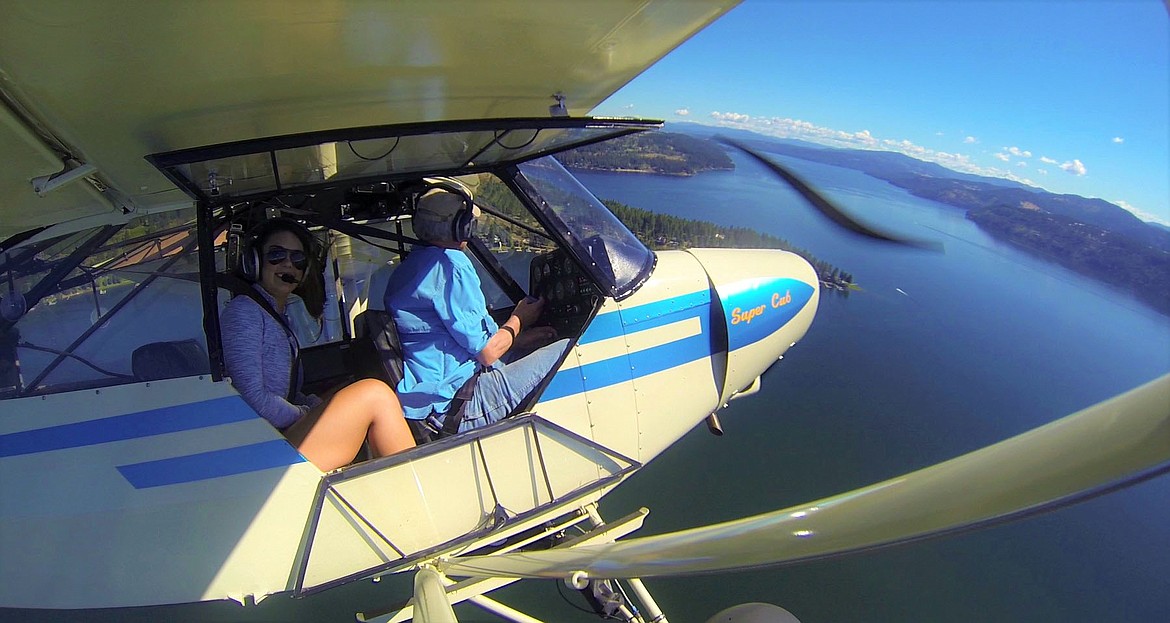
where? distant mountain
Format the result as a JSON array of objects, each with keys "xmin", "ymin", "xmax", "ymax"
[
  {"xmin": 898, "ymin": 177, "xmax": 1170, "ymax": 250},
  {"xmin": 967, "ymin": 205, "xmax": 1170, "ymax": 316},
  {"xmin": 596, "ymin": 122, "xmax": 1170, "ymax": 317},
  {"xmin": 668, "ymin": 121, "xmax": 1033, "ymax": 190},
  {"xmin": 667, "ymin": 122, "xmax": 1170, "ymax": 252}
]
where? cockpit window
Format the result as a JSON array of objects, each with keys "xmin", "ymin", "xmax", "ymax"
[
  {"xmin": 515, "ymin": 156, "xmax": 655, "ymax": 300},
  {"xmin": 148, "ymin": 118, "xmax": 661, "ymax": 206},
  {"xmin": 1, "ymin": 209, "xmax": 208, "ymax": 398}
]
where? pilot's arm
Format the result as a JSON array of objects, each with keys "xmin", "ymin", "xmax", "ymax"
[
  {"xmin": 436, "ymin": 256, "xmax": 546, "ymax": 367},
  {"xmin": 475, "ymin": 296, "xmax": 546, "ymax": 366}
]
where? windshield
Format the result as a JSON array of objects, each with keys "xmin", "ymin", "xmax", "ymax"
[
  {"xmin": 515, "ymin": 156, "xmax": 654, "ymax": 300},
  {"xmin": 148, "ymin": 118, "xmax": 661, "ymax": 205},
  {"xmin": 1, "ymin": 209, "xmax": 209, "ymax": 397}
]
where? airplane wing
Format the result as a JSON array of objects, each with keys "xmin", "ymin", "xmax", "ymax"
[
  {"xmin": 440, "ymin": 372, "xmax": 1170, "ymax": 579},
  {"xmin": 0, "ymin": 0, "xmax": 738, "ymax": 237}
]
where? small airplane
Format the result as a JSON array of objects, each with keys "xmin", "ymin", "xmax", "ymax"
[{"xmin": 1, "ymin": 2, "xmax": 1167, "ymax": 622}]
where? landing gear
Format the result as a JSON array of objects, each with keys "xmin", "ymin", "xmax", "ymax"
[
  {"xmin": 566, "ymin": 505, "xmax": 669, "ymax": 623},
  {"xmin": 357, "ymin": 503, "xmax": 665, "ymax": 623},
  {"xmin": 570, "ymin": 576, "xmax": 668, "ymax": 623}
]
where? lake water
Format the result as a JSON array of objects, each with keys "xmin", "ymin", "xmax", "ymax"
[
  {"xmin": 489, "ymin": 151, "xmax": 1170, "ymax": 622},
  {"xmin": 10, "ymin": 151, "xmax": 1167, "ymax": 622}
]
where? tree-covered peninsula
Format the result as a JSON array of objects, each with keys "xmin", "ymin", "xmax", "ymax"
[
  {"xmin": 477, "ymin": 173, "xmax": 854, "ymax": 290},
  {"xmin": 558, "ymin": 131, "xmax": 733, "ymax": 176},
  {"xmin": 601, "ymin": 198, "xmax": 855, "ymax": 290},
  {"xmin": 555, "ymin": 131, "xmax": 853, "ymax": 289}
]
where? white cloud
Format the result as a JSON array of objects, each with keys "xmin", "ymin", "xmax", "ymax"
[
  {"xmin": 691, "ymin": 110, "xmax": 1169, "ymax": 220},
  {"xmin": 1060, "ymin": 159, "xmax": 1087, "ymax": 176},
  {"xmin": 674, "ymin": 108, "xmax": 691, "ymax": 117},
  {"xmin": 853, "ymin": 129, "xmax": 878, "ymax": 146},
  {"xmin": 702, "ymin": 110, "xmax": 1042, "ymax": 187},
  {"xmin": 710, "ymin": 111, "xmax": 752, "ymax": 123},
  {"xmin": 1112, "ymin": 136, "xmax": 1124, "ymax": 144},
  {"xmin": 1115, "ymin": 200, "xmax": 1170, "ymax": 226}
]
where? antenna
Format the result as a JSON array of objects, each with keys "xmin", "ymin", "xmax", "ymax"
[{"xmin": 549, "ymin": 92, "xmax": 569, "ymax": 118}]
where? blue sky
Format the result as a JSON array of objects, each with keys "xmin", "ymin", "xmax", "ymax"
[{"xmin": 595, "ymin": 1, "xmax": 1170, "ymax": 226}]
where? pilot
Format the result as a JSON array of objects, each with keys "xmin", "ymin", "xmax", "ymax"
[
  {"xmin": 384, "ymin": 186, "xmax": 566, "ymax": 441},
  {"xmin": 221, "ymin": 218, "xmax": 415, "ymax": 470}
]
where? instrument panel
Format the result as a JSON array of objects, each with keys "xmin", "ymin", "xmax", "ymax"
[{"xmin": 529, "ymin": 249, "xmax": 600, "ymax": 337}]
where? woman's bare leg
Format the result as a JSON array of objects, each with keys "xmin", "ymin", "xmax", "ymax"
[{"xmin": 286, "ymin": 378, "xmax": 415, "ymax": 471}]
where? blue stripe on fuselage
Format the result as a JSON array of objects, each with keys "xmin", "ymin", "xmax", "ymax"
[
  {"xmin": 117, "ymin": 439, "xmax": 305, "ymax": 489},
  {"xmin": 0, "ymin": 396, "xmax": 258, "ymax": 458},
  {"xmin": 544, "ymin": 291, "xmax": 713, "ymax": 400},
  {"xmin": 577, "ymin": 289, "xmax": 711, "ymax": 345},
  {"xmin": 720, "ymin": 278, "xmax": 815, "ymax": 351}
]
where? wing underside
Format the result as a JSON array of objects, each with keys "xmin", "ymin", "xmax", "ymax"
[{"xmin": 0, "ymin": 0, "xmax": 739, "ymax": 236}]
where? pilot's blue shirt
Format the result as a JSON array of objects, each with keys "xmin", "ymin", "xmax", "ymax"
[{"xmin": 383, "ymin": 245, "xmax": 499, "ymax": 420}]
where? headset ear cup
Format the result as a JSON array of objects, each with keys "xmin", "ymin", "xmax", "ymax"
[
  {"xmin": 242, "ymin": 245, "xmax": 260, "ymax": 282},
  {"xmin": 454, "ymin": 202, "xmax": 475, "ymax": 242}
]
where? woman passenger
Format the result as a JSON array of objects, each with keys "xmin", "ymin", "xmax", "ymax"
[{"xmin": 220, "ymin": 219, "xmax": 415, "ymax": 470}]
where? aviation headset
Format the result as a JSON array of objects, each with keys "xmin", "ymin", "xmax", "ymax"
[
  {"xmin": 238, "ymin": 217, "xmax": 321, "ymax": 283},
  {"xmin": 413, "ymin": 180, "xmax": 478, "ymax": 244}
]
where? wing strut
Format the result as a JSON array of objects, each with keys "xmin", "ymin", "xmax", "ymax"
[{"xmin": 412, "ymin": 567, "xmax": 457, "ymax": 623}]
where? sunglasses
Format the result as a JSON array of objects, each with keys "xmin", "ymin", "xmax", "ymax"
[{"xmin": 264, "ymin": 246, "xmax": 308, "ymax": 270}]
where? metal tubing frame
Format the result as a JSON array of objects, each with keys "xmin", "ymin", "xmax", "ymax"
[
  {"xmin": 583, "ymin": 507, "xmax": 669, "ymax": 623},
  {"xmin": 196, "ymin": 201, "xmax": 225, "ymax": 380},
  {"xmin": 292, "ymin": 415, "xmax": 640, "ymax": 596},
  {"xmin": 146, "ymin": 117, "xmax": 659, "ymax": 207},
  {"xmin": 360, "ymin": 505, "xmax": 652, "ymax": 623},
  {"xmin": 21, "ymin": 233, "xmax": 197, "ymax": 392}
]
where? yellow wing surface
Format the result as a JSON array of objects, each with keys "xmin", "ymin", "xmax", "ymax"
[
  {"xmin": 441, "ymin": 373, "xmax": 1170, "ymax": 579},
  {"xmin": 0, "ymin": 0, "xmax": 738, "ymax": 236}
]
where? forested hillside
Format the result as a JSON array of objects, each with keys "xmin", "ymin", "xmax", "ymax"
[
  {"xmin": 558, "ymin": 131, "xmax": 733, "ymax": 176},
  {"xmin": 602, "ymin": 199, "xmax": 853, "ymax": 289},
  {"xmin": 967, "ymin": 205, "xmax": 1170, "ymax": 315},
  {"xmin": 475, "ymin": 176, "xmax": 853, "ymax": 289}
]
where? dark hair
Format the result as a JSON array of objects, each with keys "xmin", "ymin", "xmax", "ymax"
[
  {"xmin": 251, "ymin": 218, "xmax": 315, "ymax": 255},
  {"xmin": 248, "ymin": 218, "xmax": 326, "ymax": 318}
]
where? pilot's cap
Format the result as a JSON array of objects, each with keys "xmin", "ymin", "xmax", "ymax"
[{"xmin": 413, "ymin": 187, "xmax": 480, "ymax": 243}]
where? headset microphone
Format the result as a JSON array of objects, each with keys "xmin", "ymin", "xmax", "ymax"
[{"xmin": 278, "ymin": 274, "xmax": 300, "ymax": 284}]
